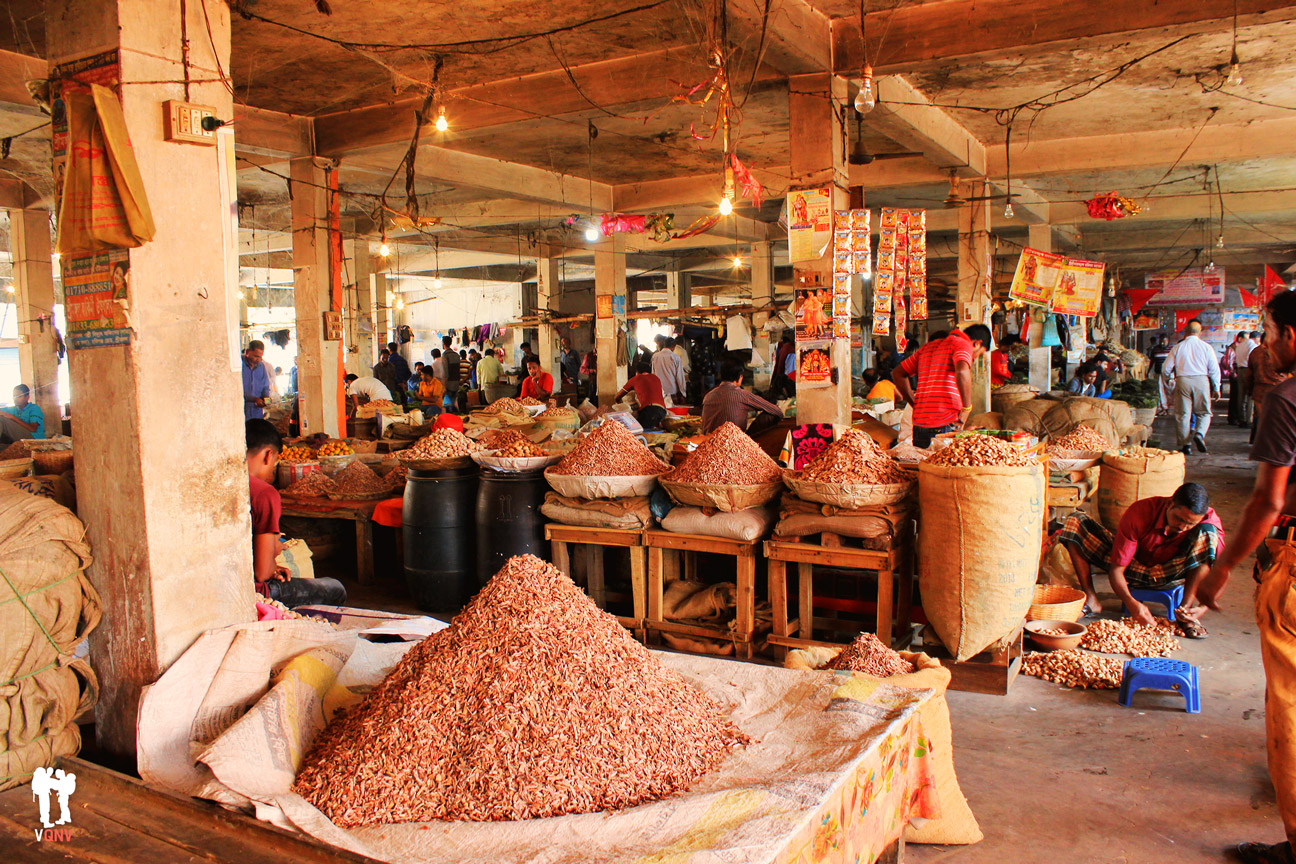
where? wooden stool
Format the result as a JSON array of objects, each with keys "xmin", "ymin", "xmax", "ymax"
[
  {"xmin": 643, "ymin": 530, "xmax": 759, "ymax": 659},
  {"xmin": 545, "ymin": 524, "xmax": 646, "ymax": 635},
  {"xmin": 764, "ymin": 526, "xmax": 914, "ymax": 658}
]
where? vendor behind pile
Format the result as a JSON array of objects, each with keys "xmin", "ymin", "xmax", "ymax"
[
  {"xmin": 890, "ymin": 324, "xmax": 992, "ymax": 447},
  {"xmin": 344, "ymin": 373, "xmax": 392, "ymax": 414},
  {"xmin": 245, "ymin": 419, "xmax": 347, "ymax": 608},
  {"xmin": 1057, "ymin": 482, "xmax": 1223, "ymax": 638},
  {"xmin": 613, "ymin": 360, "xmax": 668, "ymax": 429},
  {"xmin": 0, "ymin": 384, "xmax": 45, "ymax": 445},
  {"xmin": 700, "ymin": 355, "xmax": 782, "ymax": 437},
  {"xmin": 520, "ymin": 355, "xmax": 554, "ymax": 402},
  {"xmin": 1067, "ymin": 362, "xmax": 1111, "ymax": 398}
]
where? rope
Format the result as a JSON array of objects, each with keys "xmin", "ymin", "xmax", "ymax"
[{"xmin": 0, "ymin": 564, "xmax": 68, "ymax": 687}]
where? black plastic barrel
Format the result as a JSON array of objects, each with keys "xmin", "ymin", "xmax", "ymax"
[
  {"xmin": 403, "ymin": 465, "xmax": 478, "ymax": 614},
  {"xmin": 476, "ymin": 466, "xmax": 548, "ymax": 582}
]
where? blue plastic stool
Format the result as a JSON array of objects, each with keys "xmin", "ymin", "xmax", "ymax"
[
  {"xmin": 1118, "ymin": 658, "xmax": 1201, "ymax": 713},
  {"xmin": 1125, "ymin": 584, "xmax": 1185, "ymax": 622}
]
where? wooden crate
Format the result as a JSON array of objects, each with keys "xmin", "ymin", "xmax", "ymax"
[
  {"xmin": 918, "ymin": 625, "xmax": 1024, "ymax": 695},
  {"xmin": 545, "ymin": 523, "xmax": 646, "ymax": 636},
  {"xmin": 643, "ymin": 529, "xmax": 760, "ymax": 659},
  {"xmin": 765, "ymin": 525, "xmax": 915, "ymax": 659}
]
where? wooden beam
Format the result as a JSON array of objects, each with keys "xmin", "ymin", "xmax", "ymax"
[
  {"xmin": 989, "ymin": 179, "xmax": 1050, "ymax": 225},
  {"xmin": 870, "ymin": 76, "xmax": 986, "ymax": 177},
  {"xmin": 345, "ymin": 146, "xmax": 614, "ymax": 211},
  {"xmin": 232, "ymin": 104, "xmax": 312, "ymax": 159},
  {"xmin": 313, "ymin": 44, "xmax": 771, "ymax": 157},
  {"xmin": 832, "ymin": 0, "xmax": 1296, "ymax": 73},
  {"xmin": 0, "ymin": 177, "xmax": 44, "ymax": 210},
  {"xmin": 727, "ymin": 0, "xmax": 832, "ymax": 75},
  {"xmin": 989, "ymin": 116, "xmax": 1296, "ymax": 178},
  {"xmin": 0, "ymin": 49, "xmax": 45, "ymax": 112}
]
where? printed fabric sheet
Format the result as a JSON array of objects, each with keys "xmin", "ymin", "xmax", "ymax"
[{"xmin": 137, "ymin": 619, "xmax": 936, "ymax": 864}]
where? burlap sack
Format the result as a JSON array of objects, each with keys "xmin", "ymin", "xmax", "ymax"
[
  {"xmin": 965, "ymin": 411, "xmax": 1003, "ymax": 431},
  {"xmin": 0, "ymin": 486, "xmax": 99, "ymax": 790},
  {"xmin": 660, "ymin": 505, "xmax": 774, "ymax": 542},
  {"xmin": 1041, "ymin": 400, "xmax": 1122, "ymax": 447},
  {"xmin": 918, "ymin": 462, "xmax": 1045, "ymax": 661},
  {"xmin": 1002, "ymin": 398, "xmax": 1052, "ymax": 437},
  {"xmin": 1097, "ymin": 449, "xmax": 1185, "ymax": 531},
  {"xmin": 540, "ymin": 493, "xmax": 652, "ymax": 530},
  {"xmin": 990, "ymin": 384, "xmax": 1037, "ymax": 414},
  {"xmin": 784, "ymin": 648, "xmax": 983, "ymax": 845}
]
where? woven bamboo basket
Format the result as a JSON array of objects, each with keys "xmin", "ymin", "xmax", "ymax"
[
  {"xmin": 397, "ymin": 453, "xmax": 475, "ymax": 471},
  {"xmin": 0, "ymin": 457, "xmax": 34, "ymax": 480},
  {"xmin": 1028, "ymin": 584, "xmax": 1086, "ymax": 622},
  {"xmin": 658, "ymin": 475, "xmax": 784, "ymax": 512},
  {"xmin": 782, "ymin": 471, "xmax": 915, "ymax": 509},
  {"xmin": 544, "ymin": 465, "xmax": 669, "ymax": 499},
  {"xmin": 31, "ymin": 450, "xmax": 74, "ymax": 475}
]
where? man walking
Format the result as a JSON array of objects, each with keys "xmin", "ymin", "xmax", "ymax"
[
  {"xmin": 891, "ymin": 325, "xmax": 992, "ymax": 448},
  {"xmin": 1230, "ymin": 331, "xmax": 1255, "ymax": 426},
  {"xmin": 652, "ymin": 336, "xmax": 687, "ymax": 404},
  {"xmin": 1162, "ymin": 320, "xmax": 1220, "ymax": 455},
  {"xmin": 1184, "ymin": 291, "xmax": 1296, "ymax": 864}
]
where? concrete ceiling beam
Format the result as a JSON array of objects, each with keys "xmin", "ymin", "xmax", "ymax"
[
  {"xmin": 726, "ymin": 0, "xmax": 832, "ymax": 75},
  {"xmin": 832, "ymin": 0, "xmax": 1296, "ymax": 74},
  {"xmin": 868, "ymin": 76, "xmax": 987, "ymax": 177}
]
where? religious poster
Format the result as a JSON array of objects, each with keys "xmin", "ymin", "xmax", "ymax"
[
  {"xmin": 1049, "ymin": 257, "xmax": 1106, "ymax": 317},
  {"xmin": 62, "ymin": 248, "xmax": 132, "ymax": 348},
  {"xmin": 787, "ymin": 187, "xmax": 833, "ymax": 263},
  {"xmin": 1144, "ymin": 267, "xmax": 1226, "ymax": 306},
  {"xmin": 1008, "ymin": 247, "xmax": 1067, "ymax": 307},
  {"xmin": 794, "ymin": 286, "xmax": 832, "ymax": 340},
  {"xmin": 1131, "ymin": 312, "xmax": 1162, "ymax": 331},
  {"xmin": 796, "ymin": 341, "xmax": 833, "ymax": 388},
  {"xmin": 787, "ymin": 423, "xmax": 836, "ymax": 470}
]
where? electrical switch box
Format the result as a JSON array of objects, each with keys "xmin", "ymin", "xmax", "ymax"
[
  {"xmin": 163, "ymin": 100, "xmax": 217, "ymax": 144},
  {"xmin": 323, "ymin": 311, "xmax": 344, "ymax": 341}
]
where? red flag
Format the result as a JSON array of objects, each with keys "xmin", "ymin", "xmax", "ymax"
[
  {"xmin": 1259, "ymin": 265, "xmax": 1287, "ymax": 304},
  {"xmin": 1238, "ymin": 286, "xmax": 1260, "ymax": 308},
  {"xmin": 1124, "ymin": 288, "xmax": 1159, "ymax": 314},
  {"xmin": 1175, "ymin": 308, "xmax": 1205, "ymax": 331}
]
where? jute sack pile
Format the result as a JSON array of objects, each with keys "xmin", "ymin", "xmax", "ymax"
[
  {"xmin": 540, "ymin": 493, "xmax": 653, "ymax": 530},
  {"xmin": 1001, "ymin": 398, "xmax": 1053, "ymax": 437},
  {"xmin": 990, "ymin": 383, "xmax": 1037, "ymax": 414},
  {"xmin": 785, "ymin": 647, "xmax": 982, "ymax": 845},
  {"xmin": 0, "ymin": 485, "xmax": 99, "ymax": 790},
  {"xmin": 918, "ymin": 461, "xmax": 1045, "ymax": 660},
  {"xmin": 1097, "ymin": 449, "xmax": 1185, "ymax": 531},
  {"xmin": 1040, "ymin": 399, "xmax": 1122, "ymax": 448}
]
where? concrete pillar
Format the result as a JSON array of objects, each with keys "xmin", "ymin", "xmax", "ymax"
[
  {"xmin": 1026, "ymin": 223, "xmax": 1053, "ymax": 390},
  {"xmin": 751, "ymin": 241, "xmax": 774, "ymax": 389},
  {"xmin": 10, "ymin": 209, "xmax": 61, "ymax": 425},
  {"xmin": 374, "ymin": 268, "xmax": 389, "ymax": 349},
  {"xmin": 959, "ymin": 180, "xmax": 992, "ymax": 414},
  {"xmin": 595, "ymin": 234, "xmax": 627, "ymax": 405},
  {"xmin": 343, "ymin": 239, "xmax": 373, "ymax": 376},
  {"xmin": 291, "ymin": 158, "xmax": 343, "ymax": 437},
  {"xmin": 789, "ymin": 72, "xmax": 851, "ymax": 427},
  {"xmin": 537, "ymin": 246, "xmax": 560, "ymax": 377},
  {"xmin": 48, "ymin": 0, "xmax": 252, "ymax": 759}
]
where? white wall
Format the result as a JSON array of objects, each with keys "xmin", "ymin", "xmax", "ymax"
[{"xmin": 394, "ymin": 277, "xmax": 521, "ymax": 364}]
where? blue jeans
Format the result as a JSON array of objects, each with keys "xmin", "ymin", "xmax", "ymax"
[{"xmin": 913, "ymin": 423, "xmax": 958, "ymax": 449}]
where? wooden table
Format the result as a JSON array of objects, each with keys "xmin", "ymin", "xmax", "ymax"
[
  {"xmin": 643, "ymin": 529, "xmax": 759, "ymax": 659},
  {"xmin": 765, "ymin": 525, "xmax": 915, "ymax": 657},
  {"xmin": 545, "ymin": 523, "xmax": 646, "ymax": 633},
  {"xmin": 280, "ymin": 495, "xmax": 397, "ymax": 585},
  {"xmin": 0, "ymin": 757, "xmax": 379, "ymax": 863}
]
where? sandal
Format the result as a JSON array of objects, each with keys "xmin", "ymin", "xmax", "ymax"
[{"xmin": 1177, "ymin": 617, "xmax": 1208, "ymax": 639}]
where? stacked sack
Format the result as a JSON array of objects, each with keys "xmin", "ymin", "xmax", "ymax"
[
  {"xmin": 0, "ymin": 483, "xmax": 99, "ymax": 790},
  {"xmin": 543, "ymin": 419, "xmax": 670, "ymax": 530},
  {"xmin": 776, "ymin": 428, "xmax": 915, "ymax": 548}
]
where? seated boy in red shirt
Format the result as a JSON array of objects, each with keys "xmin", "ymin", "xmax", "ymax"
[{"xmin": 246, "ymin": 419, "xmax": 347, "ymax": 608}]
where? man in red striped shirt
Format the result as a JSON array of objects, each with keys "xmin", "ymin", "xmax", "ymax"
[{"xmin": 891, "ymin": 325, "xmax": 992, "ymax": 447}]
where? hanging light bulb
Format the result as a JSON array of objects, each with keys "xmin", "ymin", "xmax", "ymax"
[
  {"xmin": 854, "ymin": 66, "xmax": 876, "ymax": 114},
  {"xmin": 1226, "ymin": 46, "xmax": 1244, "ymax": 86},
  {"xmin": 435, "ymin": 106, "xmax": 448, "ymax": 132},
  {"xmin": 379, "ymin": 235, "xmax": 391, "ymax": 257},
  {"xmin": 1205, "ymin": 259, "xmax": 1217, "ymax": 274},
  {"xmin": 434, "ymin": 276, "xmax": 443, "ymax": 290},
  {"xmin": 395, "ymin": 297, "xmax": 405, "ymax": 310},
  {"xmin": 732, "ymin": 255, "xmax": 742, "ymax": 268},
  {"xmin": 584, "ymin": 224, "xmax": 600, "ymax": 242},
  {"xmin": 5, "ymin": 283, "xmax": 14, "ymax": 294},
  {"xmin": 718, "ymin": 195, "xmax": 733, "ymax": 216},
  {"xmin": 1003, "ymin": 201, "xmax": 1014, "ymax": 219},
  {"xmin": 1216, "ymin": 234, "xmax": 1225, "ymax": 248}
]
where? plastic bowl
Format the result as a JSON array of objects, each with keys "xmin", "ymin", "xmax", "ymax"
[{"xmin": 1025, "ymin": 619, "xmax": 1088, "ymax": 651}]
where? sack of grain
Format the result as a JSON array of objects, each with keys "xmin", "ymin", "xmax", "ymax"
[
  {"xmin": 1097, "ymin": 448, "xmax": 1185, "ymax": 531},
  {"xmin": 540, "ymin": 493, "xmax": 652, "ymax": 530},
  {"xmin": 0, "ymin": 485, "xmax": 99, "ymax": 790},
  {"xmin": 660, "ymin": 505, "xmax": 774, "ymax": 542},
  {"xmin": 918, "ymin": 461, "xmax": 1046, "ymax": 661},
  {"xmin": 965, "ymin": 411, "xmax": 1003, "ymax": 431},
  {"xmin": 1001, "ymin": 398, "xmax": 1052, "ymax": 437},
  {"xmin": 990, "ymin": 383, "xmax": 1037, "ymax": 414},
  {"xmin": 784, "ymin": 649, "xmax": 982, "ymax": 845},
  {"xmin": 1040, "ymin": 400, "xmax": 1122, "ymax": 448}
]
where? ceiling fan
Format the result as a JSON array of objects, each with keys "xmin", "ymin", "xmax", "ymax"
[{"xmin": 903, "ymin": 172, "xmax": 1021, "ymax": 209}]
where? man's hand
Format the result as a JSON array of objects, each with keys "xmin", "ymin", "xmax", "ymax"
[
  {"xmin": 272, "ymin": 566, "xmax": 290, "ymax": 582},
  {"xmin": 1128, "ymin": 601, "xmax": 1155, "ymax": 627}
]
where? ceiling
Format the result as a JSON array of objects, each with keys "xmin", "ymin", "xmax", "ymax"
[{"xmin": 1, "ymin": 0, "xmax": 1295, "ymax": 305}]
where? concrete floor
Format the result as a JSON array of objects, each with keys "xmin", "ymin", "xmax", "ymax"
[{"xmin": 911, "ymin": 414, "xmax": 1275, "ymax": 863}]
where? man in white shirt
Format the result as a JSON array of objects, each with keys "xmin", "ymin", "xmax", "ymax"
[
  {"xmin": 344, "ymin": 374, "xmax": 392, "ymax": 411},
  {"xmin": 652, "ymin": 338, "xmax": 688, "ymax": 403},
  {"xmin": 1233, "ymin": 330, "xmax": 1260, "ymax": 428},
  {"xmin": 1163, "ymin": 320, "xmax": 1221, "ymax": 455}
]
